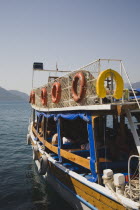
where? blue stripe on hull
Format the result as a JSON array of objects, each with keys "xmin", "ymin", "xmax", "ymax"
[{"xmin": 50, "ymin": 173, "xmax": 98, "ymax": 210}]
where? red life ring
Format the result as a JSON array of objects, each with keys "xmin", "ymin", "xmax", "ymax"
[
  {"xmin": 29, "ymin": 91, "xmax": 35, "ymax": 104},
  {"xmin": 51, "ymin": 82, "xmax": 61, "ymax": 103},
  {"xmin": 71, "ymin": 72, "xmax": 86, "ymax": 102},
  {"xmin": 41, "ymin": 87, "xmax": 47, "ymax": 106}
]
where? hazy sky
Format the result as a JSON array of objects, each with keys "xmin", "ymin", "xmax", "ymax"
[{"xmin": 0, "ymin": 0, "xmax": 140, "ymax": 94}]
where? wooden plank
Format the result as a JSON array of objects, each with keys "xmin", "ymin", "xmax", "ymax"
[
  {"xmin": 74, "ymin": 186, "xmax": 113, "ymax": 210},
  {"xmin": 92, "ymin": 116, "xmax": 98, "ymax": 128},
  {"xmin": 31, "ymin": 104, "xmax": 113, "ymax": 112},
  {"xmin": 64, "ymin": 148, "xmax": 83, "ymax": 152},
  {"xmin": 60, "ymin": 148, "xmax": 90, "ymax": 169},
  {"xmin": 32, "ymin": 126, "xmax": 58, "ymax": 154},
  {"xmin": 32, "ymin": 126, "xmax": 90, "ymax": 169},
  {"xmin": 70, "ymin": 175, "xmax": 125, "ymax": 210},
  {"xmin": 49, "ymin": 163, "xmax": 125, "ymax": 210}
]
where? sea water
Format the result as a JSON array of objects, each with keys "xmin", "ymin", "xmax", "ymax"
[{"xmin": 0, "ymin": 102, "xmax": 72, "ymax": 210}]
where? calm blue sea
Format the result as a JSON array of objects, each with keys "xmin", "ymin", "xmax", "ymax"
[{"xmin": 0, "ymin": 102, "xmax": 72, "ymax": 210}]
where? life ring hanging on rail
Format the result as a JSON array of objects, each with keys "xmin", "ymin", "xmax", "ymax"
[
  {"xmin": 29, "ymin": 91, "xmax": 35, "ymax": 104},
  {"xmin": 41, "ymin": 87, "xmax": 47, "ymax": 106},
  {"xmin": 51, "ymin": 82, "xmax": 61, "ymax": 103},
  {"xmin": 96, "ymin": 69, "xmax": 124, "ymax": 99},
  {"xmin": 71, "ymin": 72, "xmax": 86, "ymax": 102}
]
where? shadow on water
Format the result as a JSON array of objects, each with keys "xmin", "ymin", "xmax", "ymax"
[{"xmin": 24, "ymin": 162, "xmax": 73, "ymax": 210}]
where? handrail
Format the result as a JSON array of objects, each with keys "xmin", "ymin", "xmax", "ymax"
[
  {"xmin": 128, "ymin": 155, "xmax": 140, "ymax": 200},
  {"xmin": 121, "ymin": 61, "xmax": 140, "ymax": 109},
  {"xmin": 32, "ymin": 126, "xmax": 90, "ymax": 170}
]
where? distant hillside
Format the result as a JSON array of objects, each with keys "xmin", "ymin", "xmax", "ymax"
[
  {"xmin": 131, "ymin": 82, "xmax": 140, "ymax": 89},
  {"xmin": 9, "ymin": 90, "xmax": 29, "ymax": 101},
  {"xmin": 126, "ymin": 82, "xmax": 140, "ymax": 89},
  {"xmin": 0, "ymin": 87, "xmax": 29, "ymax": 101}
]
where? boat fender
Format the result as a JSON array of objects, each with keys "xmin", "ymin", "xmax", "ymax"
[
  {"xmin": 29, "ymin": 91, "xmax": 35, "ymax": 104},
  {"xmin": 28, "ymin": 124, "xmax": 31, "ymax": 133},
  {"xmin": 71, "ymin": 72, "xmax": 86, "ymax": 102},
  {"xmin": 33, "ymin": 145, "xmax": 38, "ymax": 160},
  {"xmin": 41, "ymin": 87, "xmax": 47, "ymax": 106},
  {"xmin": 96, "ymin": 69, "xmax": 124, "ymax": 99},
  {"xmin": 38, "ymin": 154, "xmax": 48, "ymax": 175},
  {"xmin": 51, "ymin": 82, "xmax": 61, "ymax": 103},
  {"xmin": 27, "ymin": 133, "xmax": 31, "ymax": 145}
]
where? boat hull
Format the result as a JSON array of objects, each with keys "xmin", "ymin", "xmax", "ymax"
[
  {"xmin": 34, "ymin": 159, "xmax": 126, "ymax": 210},
  {"xmin": 36, "ymin": 160, "xmax": 91, "ymax": 210},
  {"xmin": 29, "ymin": 122, "xmax": 140, "ymax": 210}
]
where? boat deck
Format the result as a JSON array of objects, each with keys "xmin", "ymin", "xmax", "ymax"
[{"xmin": 31, "ymin": 101, "xmax": 139, "ymax": 114}]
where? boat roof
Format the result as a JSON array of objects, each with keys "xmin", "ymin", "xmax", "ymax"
[{"xmin": 30, "ymin": 59, "xmax": 140, "ymax": 113}]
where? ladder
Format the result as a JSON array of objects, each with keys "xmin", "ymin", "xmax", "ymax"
[{"xmin": 126, "ymin": 109, "xmax": 140, "ymax": 155}]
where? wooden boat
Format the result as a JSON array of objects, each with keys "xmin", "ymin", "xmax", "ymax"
[{"xmin": 27, "ymin": 59, "xmax": 140, "ymax": 209}]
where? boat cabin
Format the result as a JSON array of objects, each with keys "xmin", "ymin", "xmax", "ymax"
[{"xmin": 32, "ymin": 106, "xmax": 139, "ymax": 184}]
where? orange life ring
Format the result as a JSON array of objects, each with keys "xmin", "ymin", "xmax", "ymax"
[
  {"xmin": 51, "ymin": 82, "xmax": 61, "ymax": 103},
  {"xmin": 71, "ymin": 72, "xmax": 86, "ymax": 102},
  {"xmin": 41, "ymin": 87, "xmax": 47, "ymax": 105},
  {"xmin": 29, "ymin": 91, "xmax": 35, "ymax": 104}
]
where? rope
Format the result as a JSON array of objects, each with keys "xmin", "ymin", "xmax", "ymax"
[
  {"xmin": 128, "ymin": 155, "xmax": 140, "ymax": 200},
  {"xmin": 105, "ymin": 182, "xmax": 125, "ymax": 207}
]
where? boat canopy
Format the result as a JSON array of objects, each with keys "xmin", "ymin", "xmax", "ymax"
[
  {"xmin": 36, "ymin": 111, "xmax": 90, "ymax": 122},
  {"xmin": 36, "ymin": 110, "xmax": 97, "ymax": 182}
]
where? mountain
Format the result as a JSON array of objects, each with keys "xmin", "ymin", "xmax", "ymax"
[
  {"xmin": 131, "ymin": 82, "xmax": 140, "ymax": 89},
  {"xmin": 125, "ymin": 82, "xmax": 140, "ymax": 90},
  {"xmin": 0, "ymin": 87, "xmax": 29, "ymax": 101},
  {"xmin": 9, "ymin": 90, "xmax": 29, "ymax": 101}
]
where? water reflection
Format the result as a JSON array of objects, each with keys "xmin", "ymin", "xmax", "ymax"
[{"xmin": 25, "ymin": 162, "xmax": 72, "ymax": 210}]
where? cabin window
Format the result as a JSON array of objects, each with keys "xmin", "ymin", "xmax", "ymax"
[
  {"xmin": 60, "ymin": 118, "xmax": 89, "ymax": 150},
  {"xmin": 35, "ymin": 115, "xmax": 57, "ymax": 143},
  {"xmin": 106, "ymin": 115, "xmax": 137, "ymax": 161},
  {"xmin": 44, "ymin": 118, "xmax": 57, "ymax": 142},
  {"xmin": 37, "ymin": 115, "xmax": 44, "ymax": 136},
  {"xmin": 106, "ymin": 115, "xmax": 113, "ymax": 128},
  {"xmin": 59, "ymin": 117, "xmax": 91, "ymax": 173},
  {"xmin": 94, "ymin": 115, "xmax": 138, "ymax": 175}
]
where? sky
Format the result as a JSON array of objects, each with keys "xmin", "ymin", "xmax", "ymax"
[{"xmin": 0, "ymin": 0, "xmax": 140, "ymax": 94}]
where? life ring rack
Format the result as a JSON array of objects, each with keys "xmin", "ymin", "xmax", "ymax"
[
  {"xmin": 29, "ymin": 90, "xmax": 35, "ymax": 104},
  {"xmin": 41, "ymin": 87, "xmax": 47, "ymax": 106},
  {"xmin": 51, "ymin": 82, "xmax": 61, "ymax": 103},
  {"xmin": 71, "ymin": 72, "xmax": 86, "ymax": 102},
  {"xmin": 96, "ymin": 69, "xmax": 124, "ymax": 99}
]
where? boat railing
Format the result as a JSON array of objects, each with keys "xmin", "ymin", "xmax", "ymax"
[
  {"xmin": 120, "ymin": 62, "xmax": 140, "ymax": 109},
  {"xmin": 32, "ymin": 126, "xmax": 90, "ymax": 170},
  {"xmin": 32, "ymin": 59, "xmax": 140, "ymax": 109},
  {"xmin": 127, "ymin": 155, "xmax": 140, "ymax": 201}
]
